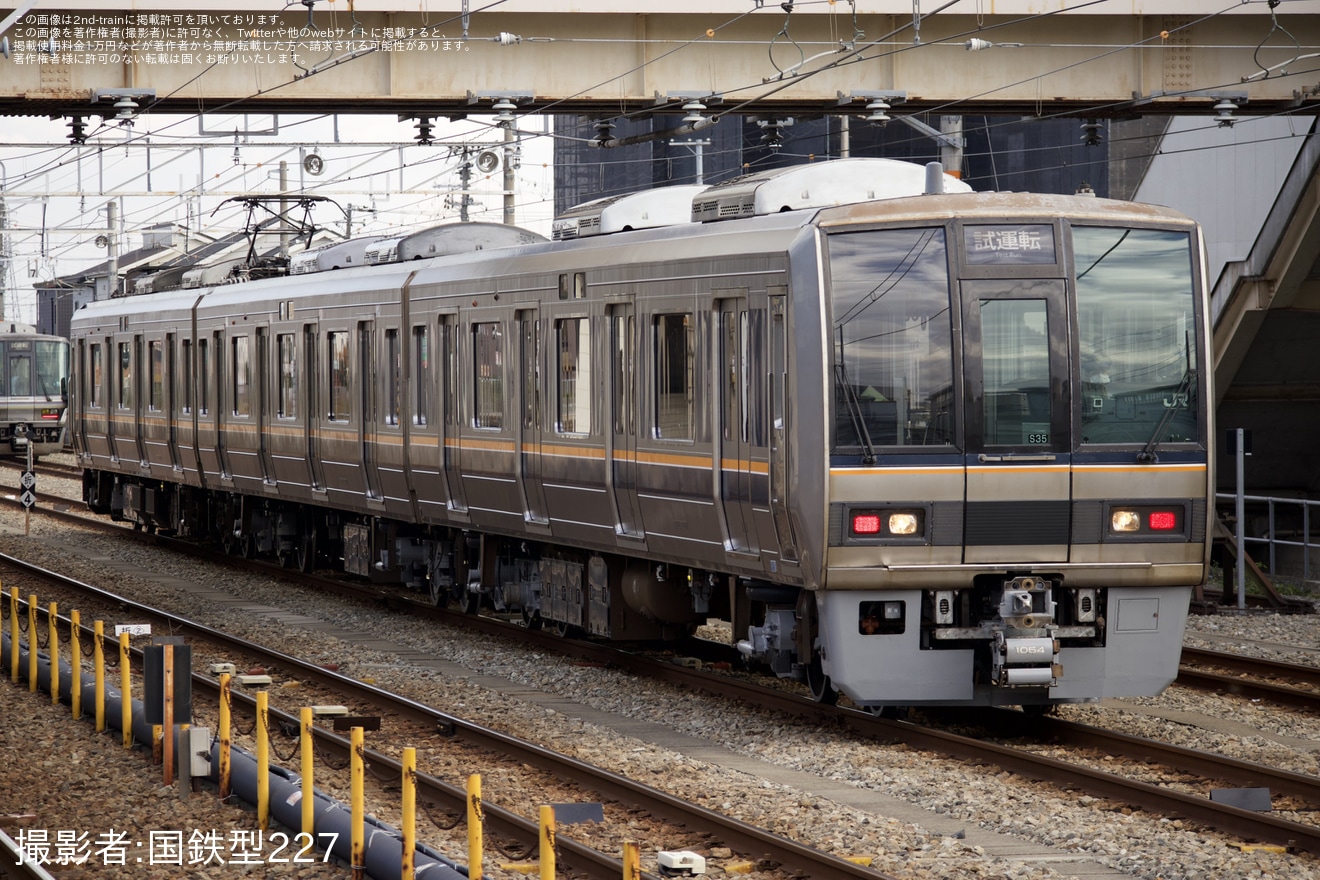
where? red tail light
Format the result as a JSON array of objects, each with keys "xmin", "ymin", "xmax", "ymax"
[
  {"xmin": 852, "ymin": 514, "xmax": 882, "ymax": 534},
  {"xmin": 1148, "ymin": 511, "xmax": 1177, "ymax": 530}
]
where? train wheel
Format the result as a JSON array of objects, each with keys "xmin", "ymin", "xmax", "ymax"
[
  {"xmin": 240, "ymin": 532, "xmax": 258, "ymax": 560},
  {"xmin": 805, "ymin": 652, "xmax": 837, "ymax": 705},
  {"xmin": 295, "ymin": 528, "xmax": 318, "ymax": 574}
]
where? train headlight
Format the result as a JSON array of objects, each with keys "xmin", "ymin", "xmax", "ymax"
[
  {"xmin": 888, "ymin": 513, "xmax": 919, "ymax": 536},
  {"xmin": 40, "ymin": 408, "xmax": 59, "ymax": 420},
  {"xmin": 1110, "ymin": 510, "xmax": 1141, "ymax": 532}
]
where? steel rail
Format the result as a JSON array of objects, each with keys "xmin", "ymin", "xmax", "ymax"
[
  {"xmin": 8, "ymin": 498, "xmax": 1320, "ymax": 854},
  {"xmin": 0, "ymin": 552, "xmax": 898, "ymax": 880}
]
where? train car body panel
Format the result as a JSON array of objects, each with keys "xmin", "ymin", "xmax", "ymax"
[{"xmin": 70, "ymin": 164, "xmax": 1214, "ymax": 709}]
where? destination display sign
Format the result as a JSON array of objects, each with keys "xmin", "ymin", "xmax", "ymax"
[{"xmin": 964, "ymin": 225, "xmax": 1056, "ymax": 265}]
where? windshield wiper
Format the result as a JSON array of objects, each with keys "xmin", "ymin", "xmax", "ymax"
[
  {"xmin": 834, "ymin": 360, "xmax": 877, "ymax": 465},
  {"xmin": 1137, "ymin": 367, "xmax": 1196, "ymax": 463}
]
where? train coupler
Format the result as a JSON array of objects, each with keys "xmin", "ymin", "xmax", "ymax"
[{"xmin": 991, "ymin": 631, "xmax": 1061, "ymax": 687}]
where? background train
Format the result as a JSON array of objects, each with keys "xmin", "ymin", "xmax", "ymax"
[
  {"xmin": 69, "ymin": 158, "xmax": 1213, "ymax": 710},
  {"xmin": 0, "ymin": 322, "xmax": 70, "ymax": 459}
]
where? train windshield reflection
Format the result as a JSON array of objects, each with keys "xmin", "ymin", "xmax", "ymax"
[
  {"xmin": 1073, "ymin": 227, "xmax": 1199, "ymax": 446},
  {"xmin": 827, "ymin": 227, "xmax": 955, "ymax": 452}
]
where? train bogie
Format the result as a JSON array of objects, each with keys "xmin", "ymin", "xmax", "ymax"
[{"xmin": 70, "ymin": 159, "xmax": 1213, "ymax": 710}]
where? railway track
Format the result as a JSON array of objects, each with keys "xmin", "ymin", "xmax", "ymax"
[
  {"xmin": 1177, "ymin": 646, "xmax": 1320, "ymax": 713},
  {"xmin": 0, "ymin": 551, "xmax": 896, "ymax": 880},
  {"xmin": 6, "ymin": 471, "xmax": 1320, "ymax": 857}
]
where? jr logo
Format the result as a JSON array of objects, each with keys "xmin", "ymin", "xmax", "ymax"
[{"xmin": 1163, "ymin": 392, "xmax": 1189, "ymax": 409}]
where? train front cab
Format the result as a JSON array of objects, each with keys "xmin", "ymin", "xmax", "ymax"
[{"xmin": 817, "ymin": 204, "xmax": 1210, "ymax": 709}]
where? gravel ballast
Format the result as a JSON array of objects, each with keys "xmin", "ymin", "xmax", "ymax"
[{"xmin": 1, "ymin": 480, "xmax": 1319, "ymax": 879}]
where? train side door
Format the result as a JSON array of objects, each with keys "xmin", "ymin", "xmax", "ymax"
[
  {"xmin": 131, "ymin": 335, "xmax": 149, "ymax": 466},
  {"xmin": 304, "ymin": 323, "xmax": 326, "ymax": 493},
  {"xmin": 767, "ymin": 293, "xmax": 798, "ymax": 562},
  {"xmin": 517, "ymin": 308, "xmax": 550, "ymax": 527},
  {"xmin": 440, "ymin": 314, "xmax": 468, "ymax": 514},
  {"xmin": 359, "ymin": 321, "xmax": 382, "ymax": 500},
  {"xmin": 715, "ymin": 294, "xmax": 758, "ymax": 557},
  {"xmin": 256, "ymin": 327, "xmax": 274, "ymax": 483},
  {"xmin": 213, "ymin": 330, "xmax": 233, "ymax": 480},
  {"xmin": 961, "ymin": 278, "xmax": 1072, "ymax": 563},
  {"xmin": 165, "ymin": 333, "xmax": 180, "ymax": 472},
  {"xmin": 607, "ymin": 300, "xmax": 644, "ymax": 539}
]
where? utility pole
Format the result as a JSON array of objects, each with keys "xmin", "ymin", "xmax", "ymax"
[
  {"xmin": 279, "ymin": 160, "xmax": 290, "ymax": 256},
  {"xmin": 503, "ymin": 125, "xmax": 516, "ymax": 225},
  {"xmin": 105, "ymin": 199, "xmax": 118, "ymax": 300},
  {"xmin": 459, "ymin": 151, "xmax": 472, "ymax": 222}
]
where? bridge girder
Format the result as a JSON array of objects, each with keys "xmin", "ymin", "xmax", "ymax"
[{"xmin": 4, "ymin": 6, "xmax": 1318, "ymax": 125}]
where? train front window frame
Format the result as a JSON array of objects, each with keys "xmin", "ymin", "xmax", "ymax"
[
  {"xmin": 1072, "ymin": 226, "xmax": 1200, "ymax": 447},
  {"xmin": 827, "ymin": 226, "xmax": 956, "ymax": 452}
]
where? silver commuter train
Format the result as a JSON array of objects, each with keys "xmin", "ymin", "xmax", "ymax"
[
  {"xmin": 70, "ymin": 159, "xmax": 1213, "ymax": 710},
  {"xmin": 0, "ymin": 322, "xmax": 70, "ymax": 458}
]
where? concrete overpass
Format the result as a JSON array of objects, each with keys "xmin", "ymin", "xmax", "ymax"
[
  {"xmin": 1212, "ymin": 117, "xmax": 1320, "ymax": 495},
  {"xmin": 1, "ymin": 2, "xmax": 1317, "ymax": 126}
]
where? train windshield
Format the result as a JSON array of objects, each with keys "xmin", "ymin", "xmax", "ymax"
[
  {"xmin": 827, "ymin": 227, "xmax": 955, "ymax": 450},
  {"xmin": 2, "ymin": 339, "xmax": 69, "ymax": 399},
  {"xmin": 1073, "ymin": 227, "xmax": 1199, "ymax": 446}
]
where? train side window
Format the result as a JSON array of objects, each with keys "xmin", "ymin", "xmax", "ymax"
[
  {"xmin": 89, "ymin": 343, "xmax": 103, "ymax": 409},
  {"xmin": 328, "ymin": 331, "xmax": 350, "ymax": 421},
  {"xmin": 232, "ymin": 336, "xmax": 251, "ymax": 417},
  {"xmin": 473, "ymin": 322, "xmax": 503, "ymax": 430},
  {"xmin": 440, "ymin": 318, "xmax": 456, "ymax": 427},
  {"xmin": 148, "ymin": 340, "xmax": 164, "ymax": 412},
  {"xmin": 653, "ymin": 312, "xmax": 693, "ymax": 440},
  {"xmin": 117, "ymin": 341, "xmax": 132, "ymax": 410},
  {"xmin": 413, "ymin": 325, "xmax": 430, "ymax": 427},
  {"xmin": 181, "ymin": 340, "xmax": 192, "ymax": 414},
  {"xmin": 277, "ymin": 333, "xmax": 297, "ymax": 419},
  {"xmin": 385, "ymin": 328, "xmax": 401, "ymax": 427},
  {"xmin": 197, "ymin": 338, "xmax": 210, "ymax": 416},
  {"xmin": 556, "ymin": 317, "xmax": 590, "ymax": 435}
]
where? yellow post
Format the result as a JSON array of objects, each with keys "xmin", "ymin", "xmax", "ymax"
[
  {"xmin": 9, "ymin": 586, "xmax": 18, "ymax": 682},
  {"xmin": 300, "ymin": 707, "xmax": 314, "ymax": 836},
  {"xmin": 539, "ymin": 805, "xmax": 556, "ymax": 880},
  {"xmin": 119, "ymin": 632, "xmax": 131, "ymax": 748},
  {"xmin": 256, "ymin": 691, "xmax": 269, "ymax": 830},
  {"xmin": 70, "ymin": 611, "xmax": 81, "ymax": 720},
  {"xmin": 48, "ymin": 602, "xmax": 58, "ymax": 705},
  {"xmin": 27, "ymin": 596, "xmax": 37, "ymax": 692},
  {"xmin": 623, "ymin": 842, "xmax": 641, "ymax": 880},
  {"xmin": 351, "ymin": 726, "xmax": 365, "ymax": 880},
  {"xmin": 401, "ymin": 747, "xmax": 416, "ymax": 879},
  {"xmin": 93, "ymin": 621, "xmax": 105, "ymax": 731},
  {"xmin": 467, "ymin": 773, "xmax": 484, "ymax": 880},
  {"xmin": 218, "ymin": 674, "xmax": 232, "ymax": 801}
]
